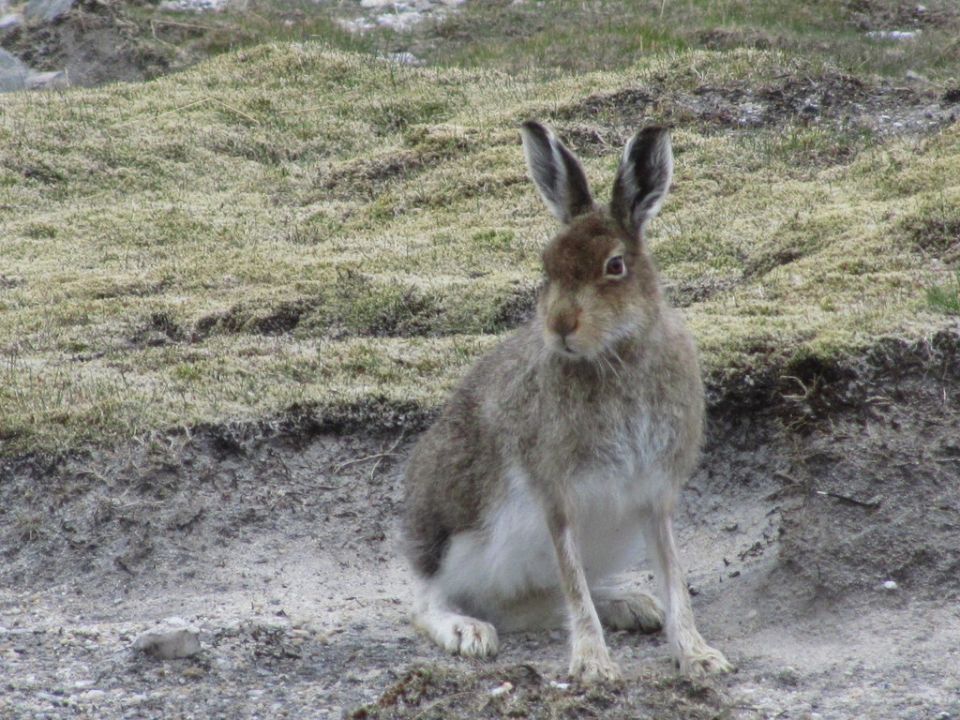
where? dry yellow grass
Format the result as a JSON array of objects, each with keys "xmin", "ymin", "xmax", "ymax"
[{"xmin": 1, "ymin": 44, "xmax": 957, "ymax": 454}]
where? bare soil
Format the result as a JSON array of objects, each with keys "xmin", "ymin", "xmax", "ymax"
[{"xmin": 2, "ymin": 330, "xmax": 958, "ymax": 719}]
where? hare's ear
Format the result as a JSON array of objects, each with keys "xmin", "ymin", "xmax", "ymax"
[
  {"xmin": 520, "ymin": 121, "xmax": 594, "ymax": 225},
  {"xmin": 610, "ymin": 127, "xmax": 673, "ymax": 239}
]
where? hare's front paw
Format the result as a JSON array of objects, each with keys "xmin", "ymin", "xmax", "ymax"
[
  {"xmin": 569, "ymin": 642, "xmax": 622, "ymax": 684},
  {"xmin": 439, "ymin": 618, "xmax": 499, "ymax": 658},
  {"xmin": 679, "ymin": 645, "xmax": 733, "ymax": 677}
]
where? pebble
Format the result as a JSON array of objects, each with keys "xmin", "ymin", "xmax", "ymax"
[
  {"xmin": 866, "ymin": 30, "xmax": 920, "ymax": 41},
  {"xmin": 158, "ymin": 0, "xmax": 229, "ymax": 10},
  {"xmin": 777, "ymin": 666, "xmax": 801, "ymax": 687},
  {"xmin": 24, "ymin": 0, "xmax": 74, "ymax": 23},
  {"xmin": 0, "ymin": 46, "xmax": 66, "ymax": 93},
  {"xmin": 0, "ymin": 12, "xmax": 22, "ymax": 30},
  {"xmin": 133, "ymin": 618, "xmax": 201, "ymax": 659},
  {"xmin": 882, "ymin": 579, "xmax": 899, "ymax": 591},
  {"xmin": 0, "ymin": 48, "xmax": 29, "ymax": 91},
  {"xmin": 124, "ymin": 693, "xmax": 149, "ymax": 707}
]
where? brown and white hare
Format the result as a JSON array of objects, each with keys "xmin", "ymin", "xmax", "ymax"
[{"xmin": 402, "ymin": 121, "xmax": 732, "ymax": 682}]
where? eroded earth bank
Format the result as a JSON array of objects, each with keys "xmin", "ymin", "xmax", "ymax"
[{"xmin": 2, "ymin": 332, "xmax": 959, "ymax": 719}]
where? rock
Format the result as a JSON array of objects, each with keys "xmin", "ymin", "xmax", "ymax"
[
  {"xmin": 133, "ymin": 618, "xmax": 201, "ymax": 659},
  {"xmin": 0, "ymin": 12, "xmax": 22, "ymax": 31},
  {"xmin": 24, "ymin": 0, "xmax": 74, "ymax": 23},
  {"xmin": 77, "ymin": 689, "xmax": 106, "ymax": 702},
  {"xmin": 777, "ymin": 666, "xmax": 801, "ymax": 687},
  {"xmin": 0, "ymin": 49, "xmax": 29, "ymax": 92},
  {"xmin": 26, "ymin": 70, "xmax": 69, "ymax": 90},
  {"xmin": 866, "ymin": 30, "xmax": 920, "ymax": 41},
  {"xmin": 158, "ymin": 0, "xmax": 229, "ymax": 11},
  {"xmin": 385, "ymin": 51, "xmax": 422, "ymax": 66}
]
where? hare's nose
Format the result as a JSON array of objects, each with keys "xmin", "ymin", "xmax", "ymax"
[{"xmin": 549, "ymin": 311, "xmax": 580, "ymax": 339}]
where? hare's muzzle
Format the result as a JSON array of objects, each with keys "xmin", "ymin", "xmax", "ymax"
[{"xmin": 544, "ymin": 296, "xmax": 585, "ymax": 356}]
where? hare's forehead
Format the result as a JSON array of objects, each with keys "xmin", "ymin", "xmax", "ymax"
[{"xmin": 541, "ymin": 216, "xmax": 623, "ymax": 282}]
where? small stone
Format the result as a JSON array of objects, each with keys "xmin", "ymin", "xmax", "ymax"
[
  {"xmin": 0, "ymin": 12, "xmax": 22, "ymax": 31},
  {"xmin": 133, "ymin": 619, "xmax": 201, "ymax": 659},
  {"xmin": 387, "ymin": 51, "xmax": 422, "ymax": 66},
  {"xmin": 0, "ymin": 48, "xmax": 29, "ymax": 92},
  {"xmin": 126, "ymin": 693, "xmax": 149, "ymax": 706},
  {"xmin": 777, "ymin": 666, "xmax": 800, "ymax": 687},
  {"xmin": 78, "ymin": 689, "xmax": 106, "ymax": 702},
  {"xmin": 882, "ymin": 579, "xmax": 898, "ymax": 591},
  {"xmin": 26, "ymin": 70, "xmax": 68, "ymax": 90},
  {"xmin": 24, "ymin": 0, "xmax": 74, "ymax": 23},
  {"xmin": 866, "ymin": 30, "xmax": 920, "ymax": 41}
]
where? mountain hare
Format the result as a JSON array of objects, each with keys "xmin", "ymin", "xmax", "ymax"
[{"xmin": 402, "ymin": 121, "xmax": 732, "ymax": 682}]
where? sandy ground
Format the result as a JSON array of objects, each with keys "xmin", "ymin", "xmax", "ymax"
[{"xmin": 1, "ymin": 332, "xmax": 958, "ymax": 719}]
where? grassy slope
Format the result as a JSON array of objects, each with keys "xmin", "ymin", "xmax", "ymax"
[
  {"xmin": 415, "ymin": 0, "xmax": 960, "ymax": 80},
  {"xmin": 0, "ymin": 40, "xmax": 957, "ymax": 454}
]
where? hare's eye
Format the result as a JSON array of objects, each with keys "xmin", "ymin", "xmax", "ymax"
[{"xmin": 605, "ymin": 255, "xmax": 626, "ymax": 277}]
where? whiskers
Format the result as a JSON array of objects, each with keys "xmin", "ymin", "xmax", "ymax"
[{"xmin": 597, "ymin": 345, "xmax": 627, "ymax": 387}]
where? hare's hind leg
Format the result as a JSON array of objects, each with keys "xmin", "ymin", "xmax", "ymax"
[
  {"xmin": 592, "ymin": 585, "xmax": 664, "ymax": 634},
  {"xmin": 412, "ymin": 581, "xmax": 499, "ymax": 658},
  {"xmin": 643, "ymin": 509, "xmax": 733, "ymax": 677}
]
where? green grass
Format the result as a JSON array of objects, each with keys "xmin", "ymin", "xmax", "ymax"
[
  {"xmin": 0, "ymin": 36, "xmax": 958, "ymax": 455},
  {"xmin": 927, "ymin": 272, "xmax": 960, "ymax": 315}
]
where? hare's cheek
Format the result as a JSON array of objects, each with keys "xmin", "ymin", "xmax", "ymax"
[{"xmin": 583, "ymin": 305, "xmax": 617, "ymax": 344}]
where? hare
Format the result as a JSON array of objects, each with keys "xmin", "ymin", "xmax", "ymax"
[{"xmin": 402, "ymin": 121, "xmax": 732, "ymax": 682}]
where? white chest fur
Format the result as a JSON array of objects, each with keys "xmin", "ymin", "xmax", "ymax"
[{"xmin": 435, "ymin": 447, "xmax": 670, "ymax": 619}]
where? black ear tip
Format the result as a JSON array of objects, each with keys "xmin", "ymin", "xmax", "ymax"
[
  {"xmin": 521, "ymin": 120, "xmax": 549, "ymax": 139},
  {"xmin": 637, "ymin": 126, "xmax": 671, "ymax": 142},
  {"xmin": 628, "ymin": 126, "xmax": 672, "ymax": 160}
]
